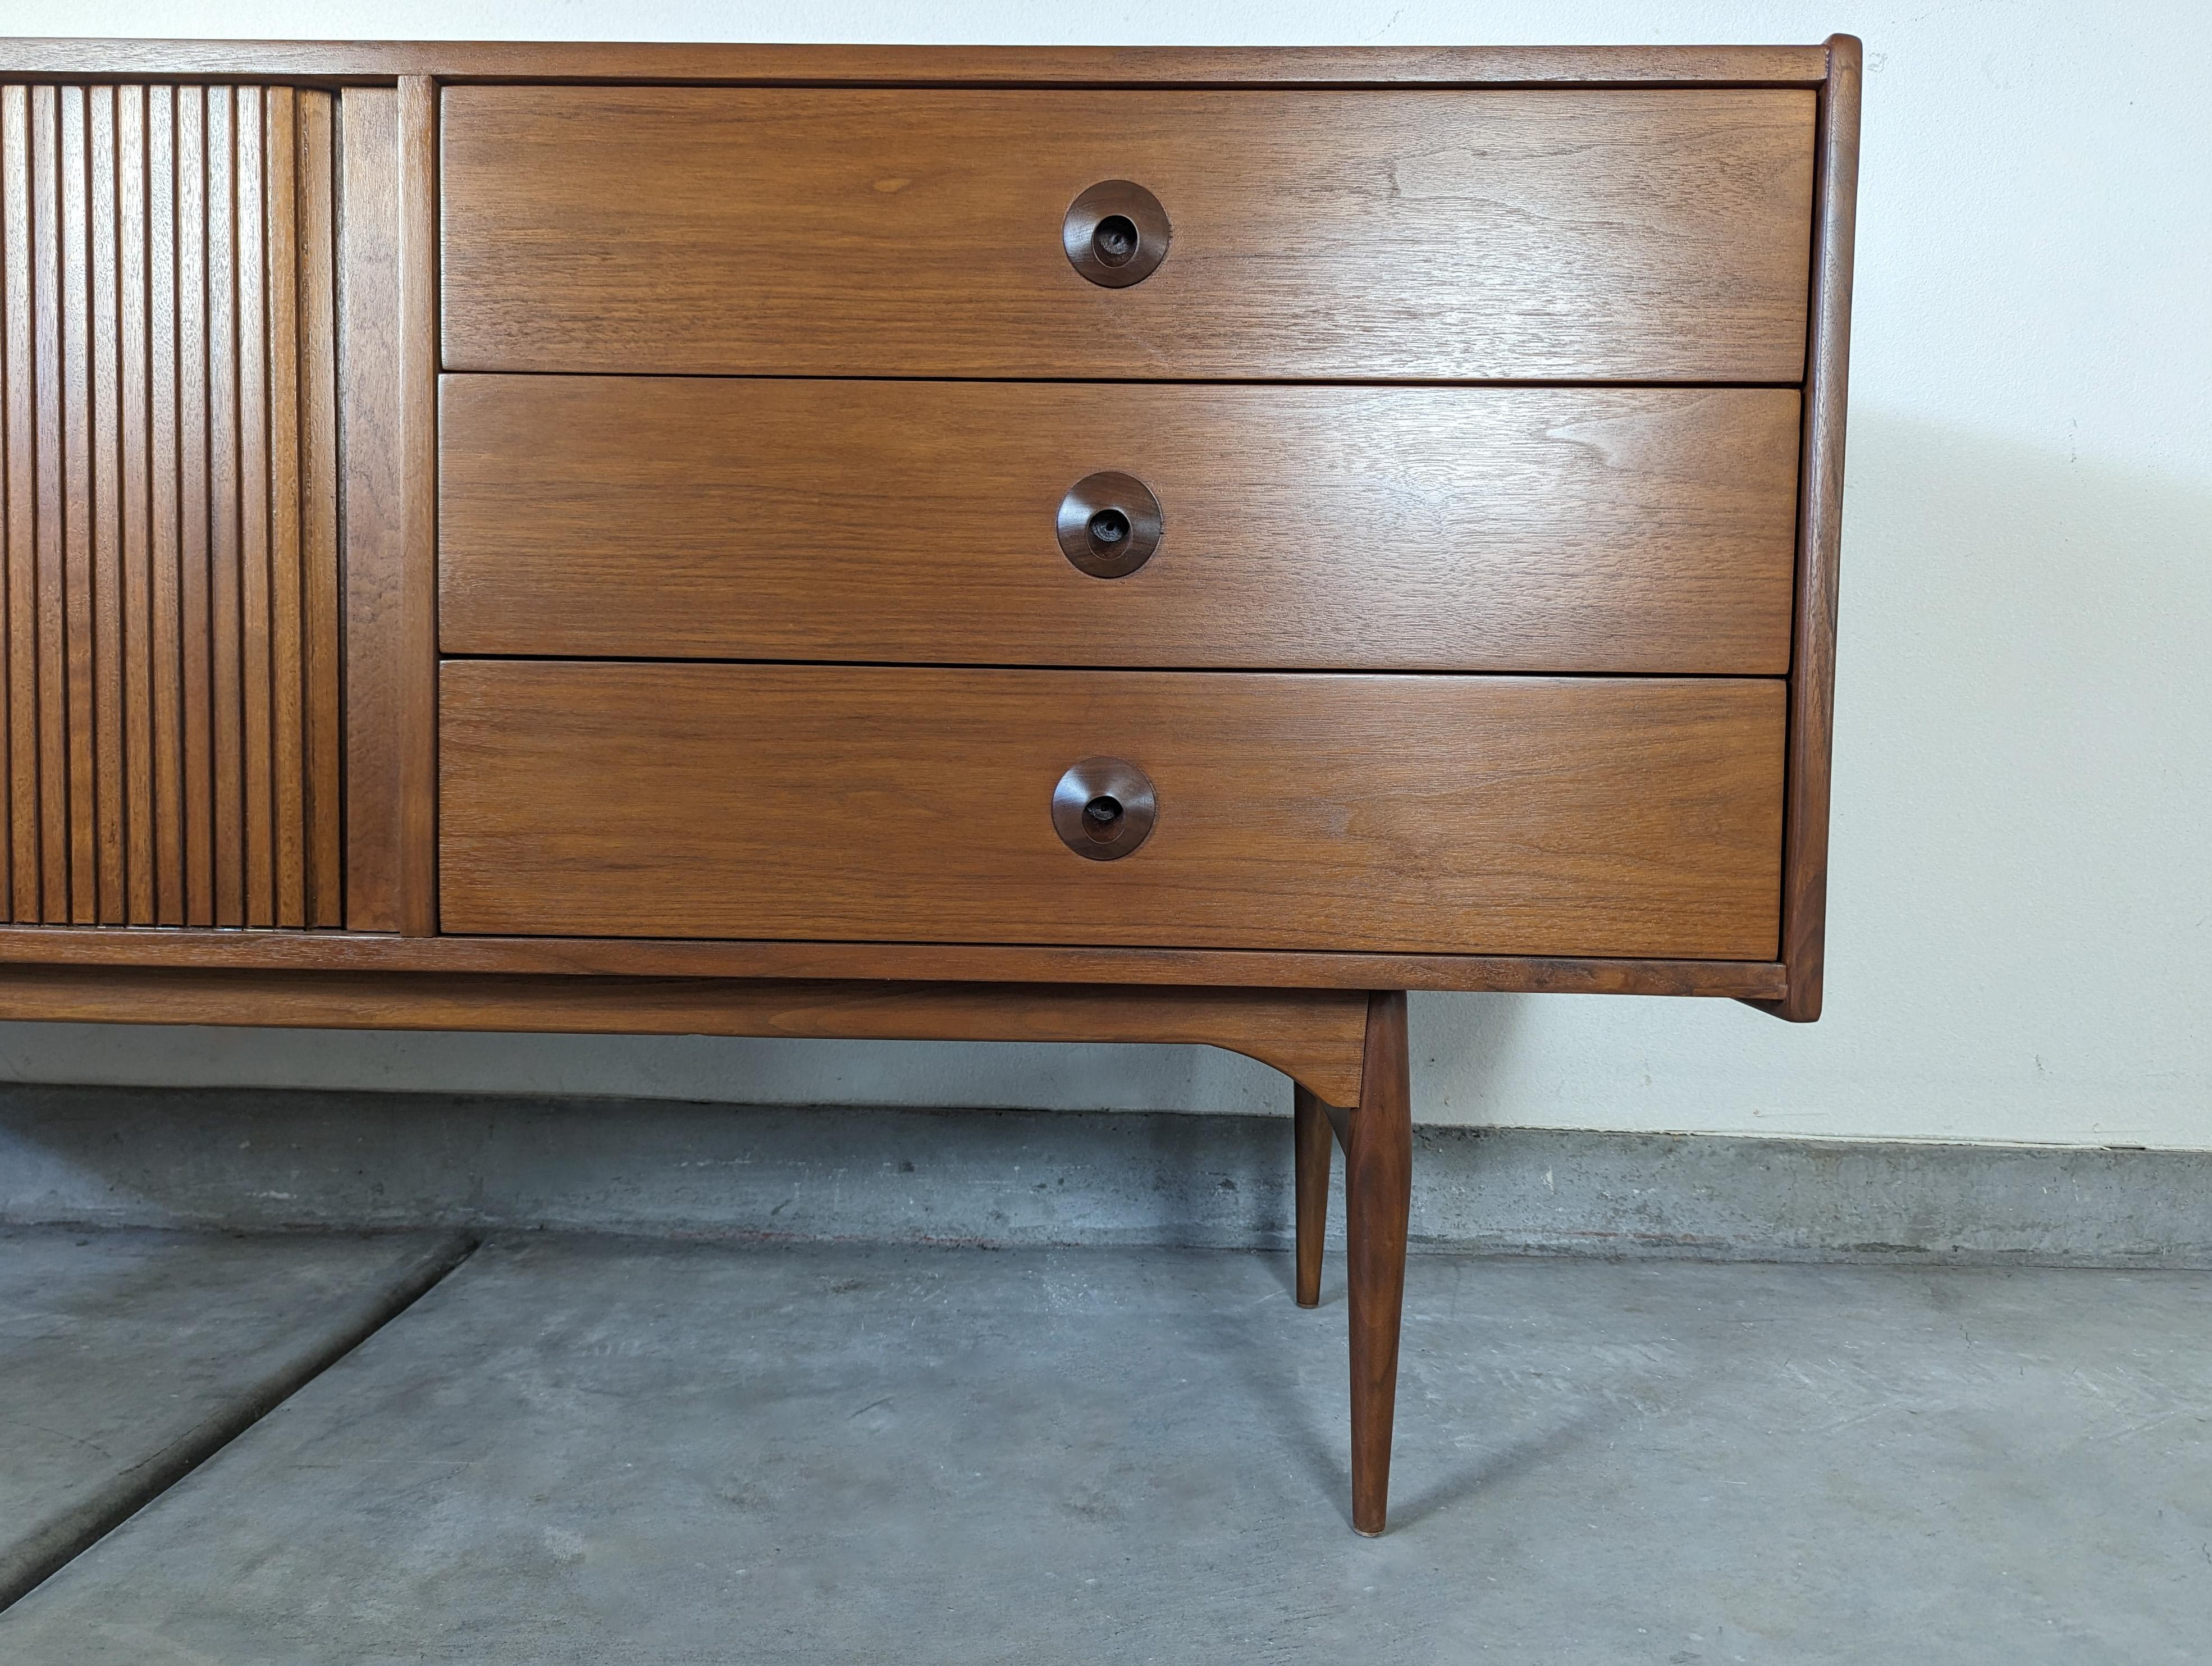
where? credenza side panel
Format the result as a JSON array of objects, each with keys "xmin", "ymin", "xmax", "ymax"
[{"xmin": 1763, "ymin": 35, "xmax": 1862, "ymax": 1022}]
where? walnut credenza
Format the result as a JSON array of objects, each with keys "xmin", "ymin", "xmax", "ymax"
[{"xmin": 0, "ymin": 37, "xmax": 1859, "ymax": 1535}]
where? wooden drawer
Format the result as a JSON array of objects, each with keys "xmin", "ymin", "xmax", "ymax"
[
  {"xmin": 439, "ymin": 663, "xmax": 1784, "ymax": 958},
  {"xmin": 440, "ymin": 379, "xmax": 1800, "ymax": 673},
  {"xmin": 440, "ymin": 86, "xmax": 1815, "ymax": 381}
]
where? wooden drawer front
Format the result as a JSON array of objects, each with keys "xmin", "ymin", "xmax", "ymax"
[
  {"xmin": 441, "ymin": 87, "xmax": 1815, "ymax": 381},
  {"xmin": 441, "ymin": 380, "xmax": 1800, "ymax": 673},
  {"xmin": 440, "ymin": 664, "xmax": 1784, "ymax": 958}
]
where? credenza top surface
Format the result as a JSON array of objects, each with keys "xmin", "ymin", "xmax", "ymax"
[{"xmin": 1, "ymin": 37, "xmax": 1844, "ymax": 86}]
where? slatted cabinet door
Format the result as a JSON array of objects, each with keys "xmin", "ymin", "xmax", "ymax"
[{"xmin": 0, "ymin": 83, "xmax": 341, "ymax": 927}]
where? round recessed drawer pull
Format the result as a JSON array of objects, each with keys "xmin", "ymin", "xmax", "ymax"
[
  {"xmin": 1052, "ymin": 757, "xmax": 1157, "ymax": 861},
  {"xmin": 1056, "ymin": 471, "xmax": 1163, "ymax": 578},
  {"xmin": 1063, "ymin": 181, "xmax": 1171, "ymax": 288}
]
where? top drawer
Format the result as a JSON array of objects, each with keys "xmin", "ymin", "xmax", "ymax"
[{"xmin": 441, "ymin": 86, "xmax": 1816, "ymax": 381}]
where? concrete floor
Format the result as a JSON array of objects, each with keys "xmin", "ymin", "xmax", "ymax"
[
  {"xmin": 0, "ymin": 1226, "xmax": 469, "ymax": 1606},
  {"xmin": 2, "ymin": 1236, "xmax": 2208, "ymax": 1663}
]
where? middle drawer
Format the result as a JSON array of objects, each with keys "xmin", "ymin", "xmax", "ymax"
[{"xmin": 440, "ymin": 378, "xmax": 1799, "ymax": 673}]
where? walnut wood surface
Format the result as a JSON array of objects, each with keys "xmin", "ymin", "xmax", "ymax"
[
  {"xmin": 206, "ymin": 86, "xmax": 240, "ymax": 924},
  {"xmin": 337, "ymin": 83, "xmax": 437, "ymax": 935},
  {"xmin": 336, "ymin": 87, "xmax": 402, "ymax": 930},
  {"xmin": 392, "ymin": 80, "xmax": 440, "ymax": 935},
  {"xmin": 116, "ymin": 85, "xmax": 152, "ymax": 919},
  {"xmin": 144, "ymin": 86, "xmax": 181, "ymax": 919},
  {"xmin": 0, "ymin": 924, "xmax": 1786, "ymax": 997},
  {"xmin": 0, "ymin": 82, "xmax": 340, "ymax": 928},
  {"xmin": 175, "ymin": 85, "xmax": 211, "ymax": 919},
  {"xmin": 1760, "ymin": 35, "xmax": 1860, "ymax": 1024},
  {"xmin": 440, "ymin": 86, "xmax": 1815, "ymax": 382},
  {"xmin": 1345, "ymin": 990, "xmax": 1411, "ymax": 1535},
  {"xmin": 440, "ymin": 664, "xmax": 1785, "ymax": 958},
  {"xmin": 1, "ymin": 86, "xmax": 39, "ymax": 912},
  {"xmin": 59, "ymin": 84, "xmax": 92, "ymax": 920},
  {"xmin": 298, "ymin": 90, "xmax": 341, "ymax": 925},
  {"xmin": 0, "ymin": 40, "xmax": 1834, "ymax": 87},
  {"xmin": 89, "ymin": 84, "xmax": 124, "ymax": 919},
  {"xmin": 1294, "ymin": 1083, "xmax": 1330, "ymax": 1308},
  {"xmin": 441, "ymin": 378, "xmax": 1800, "ymax": 674},
  {"xmin": 237, "ymin": 85, "xmax": 272, "ymax": 925},
  {"xmin": 0, "ymin": 965, "xmax": 1372, "ymax": 1105},
  {"xmin": 0, "ymin": 38, "xmax": 1843, "ymax": 1020}
]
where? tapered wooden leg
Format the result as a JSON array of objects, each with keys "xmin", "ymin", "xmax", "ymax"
[
  {"xmin": 1294, "ymin": 1083, "xmax": 1331, "ymax": 1308},
  {"xmin": 1345, "ymin": 989, "xmax": 1411, "ymax": 1537}
]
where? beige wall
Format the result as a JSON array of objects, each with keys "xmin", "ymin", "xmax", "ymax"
[{"xmin": 2, "ymin": 1, "xmax": 2205, "ymax": 1148}]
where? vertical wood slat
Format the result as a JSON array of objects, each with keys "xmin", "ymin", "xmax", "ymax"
[
  {"xmin": 0, "ymin": 91, "xmax": 11, "ymax": 920},
  {"xmin": 148, "ymin": 84, "xmax": 183, "ymax": 925},
  {"xmin": 90, "ymin": 86, "xmax": 125, "ymax": 920},
  {"xmin": 264, "ymin": 86, "xmax": 304, "ymax": 928},
  {"xmin": 119, "ymin": 86, "xmax": 153, "ymax": 924},
  {"xmin": 60, "ymin": 85, "xmax": 94, "ymax": 921},
  {"xmin": 207, "ymin": 84, "xmax": 241, "ymax": 926},
  {"xmin": 0, "ymin": 80, "xmax": 342, "ymax": 930},
  {"xmin": 176, "ymin": 84, "xmax": 212, "ymax": 925},
  {"xmin": 31, "ymin": 85, "xmax": 67, "ymax": 920},
  {"xmin": 2, "ymin": 87, "xmax": 36, "ymax": 919},
  {"xmin": 296, "ymin": 90, "xmax": 340, "ymax": 928},
  {"xmin": 236, "ymin": 85, "xmax": 273, "ymax": 928},
  {"xmin": 396, "ymin": 77, "xmax": 438, "ymax": 937}
]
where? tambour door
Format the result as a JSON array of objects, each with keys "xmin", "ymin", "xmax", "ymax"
[{"xmin": 0, "ymin": 81, "xmax": 342, "ymax": 928}]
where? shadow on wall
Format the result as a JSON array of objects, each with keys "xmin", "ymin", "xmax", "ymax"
[
  {"xmin": 1415, "ymin": 409, "xmax": 2212, "ymax": 1141},
  {"xmin": 0, "ymin": 412, "xmax": 2204, "ymax": 1140},
  {"xmin": 1797, "ymin": 408, "xmax": 2207, "ymax": 1119}
]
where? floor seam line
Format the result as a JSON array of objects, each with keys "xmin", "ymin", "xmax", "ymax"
[{"xmin": 0, "ymin": 1230, "xmax": 482, "ymax": 1613}]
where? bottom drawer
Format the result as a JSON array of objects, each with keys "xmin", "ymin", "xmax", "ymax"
[{"xmin": 438, "ymin": 664, "xmax": 1784, "ymax": 958}]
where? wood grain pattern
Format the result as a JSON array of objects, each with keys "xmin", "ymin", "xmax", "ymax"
[
  {"xmin": 0, "ymin": 81, "xmax": 342, "ymax": 926},
  {"xmin": 236, "ymin": 85, "xmax": 273, "ymax": 926},
  {"xmin": 0, "ymin": 965, "xmax": 1374, "ymax": 1106},
  {"xmin": 30, "ymin": 85, "xmax": 70, "ymax": 916},
  {"xmin": 0, "ymin": 41, "xmax": 1834, "ymax": 88},
  {"xmin": 0, "ymin": 923, "xmax": 1788, "ymax": 998},
  {"xmin": 1758, "ymin": 34, "xmax": 1861, "ymax": 1025},
  {"xmin": 323, "ymin": 77, "xmax": 444, "ymax": 938},
  {"xmin": 1345, "ymin": 989, "xmax": 1410, "ymax": 1535},
  {"xmin": 441, "ymin": 378, "xmax": 1801, "ymax": 674},
  {"xmin": 441, "ymin": 86, "xmax": 1815, "ymax": 382},
  {"xmin": 296, "ymin": 89, "xmax": 340, "ymax": 928},
  {"xmin": 207, "ymin": 85, "xmax": 242, "ymax": 925},
  {"xmin": 336, "ymin": 86, "xmax": 405, "ymax": 932},
  {"xmin": 395, "ymin": 79, "xmax": 439, "ymax": 938},
  {"xmin": 59, "ymin": 85, "xmax": 93, "ymax": 920},
  {"xmin": 146, "ymin": 84, "xmax": 181, "ymax": 922},
  {"xmin": 1294, "ymin": 1082, "xmax": 1330, "ymax": 1308},
  {"xmin": 1, "ymin": 87, "xmax": 35, "ymax": 919},
  {"xmin": 176, "ymin": 85, "xmax": 212, "ymax": 923},
  {"xmin": 88, "ymin": 86, "xmax": 122, "ymax": 919},
  {"xmin": 441, "ymin": 664, "xmax": 1786, "ymax": 959},
  {"xmin": 117, "ymin": 85, "xmax": 153, "ymax": 921},
  {"xmin": 265, "ymin": 84, "xmax": 303, "ymax": 926}
]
